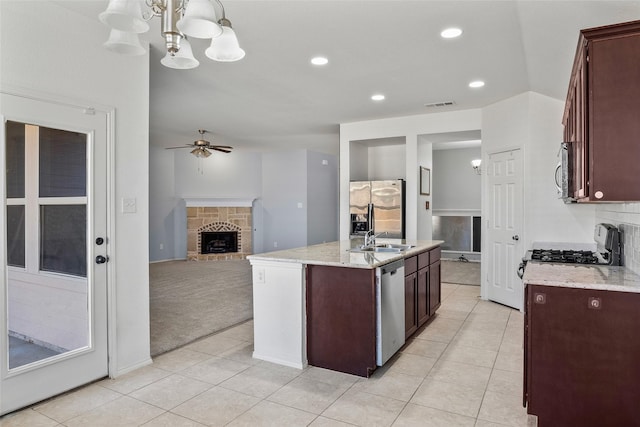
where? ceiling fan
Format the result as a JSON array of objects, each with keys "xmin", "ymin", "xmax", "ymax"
[{"xmin": 166, "ymin": 129, "xmax": 233, "ymax": 158}]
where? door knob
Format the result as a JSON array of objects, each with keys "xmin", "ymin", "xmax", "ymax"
[
  {"xmin": 96, "ymin": 255, "xmax": 109, "ymax": 264},
  {"xmin": 512, "ymin": 235, "xmax": 520, "ymax": 241}
]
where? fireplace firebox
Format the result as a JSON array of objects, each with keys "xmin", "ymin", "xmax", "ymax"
[{"xmin": 201, "ymin": 231, "xmax": 238, "ymax": 254}]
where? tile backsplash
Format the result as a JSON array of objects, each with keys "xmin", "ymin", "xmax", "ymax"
[{"xmin": 596, "ymin": 204, "xmax": 640, "ymax": 275}]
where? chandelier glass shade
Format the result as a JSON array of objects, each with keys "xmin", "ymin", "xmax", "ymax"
[{"xmin": 99, "ymin": 0, "xmax": 245, "ymax": 69}]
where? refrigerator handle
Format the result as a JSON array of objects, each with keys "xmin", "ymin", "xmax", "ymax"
[{"xmin": 367, "ymin": 203, "xmax": 375, "ymax": 233}]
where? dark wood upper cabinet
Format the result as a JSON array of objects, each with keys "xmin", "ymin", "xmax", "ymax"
[{"xmin": 563, "ymin": 20, "xmax": 640, "ymax": 202}]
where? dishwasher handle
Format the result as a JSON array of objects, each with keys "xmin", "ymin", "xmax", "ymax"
[{"xmin": 380, "ymin": 259, "xmax": 405, "ymax": 275}]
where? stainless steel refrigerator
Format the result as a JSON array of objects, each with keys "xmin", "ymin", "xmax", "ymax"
[{"xmin": 349, "ymin": 179, "xmax": 405, "ymax": 239}]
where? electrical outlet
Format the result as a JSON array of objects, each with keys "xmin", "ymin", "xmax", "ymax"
[
  {"xmin": 159, "ymin": 243, "xmax": 164, "ymax": 250},
  {"xmin": 274, "ymin": 241, "xmax": 278, "ymax": 248},
  {"xmin": 256, "ymin": 268, "xmax": 265, "ymax": 284}
]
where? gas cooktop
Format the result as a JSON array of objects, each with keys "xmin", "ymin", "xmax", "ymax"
[{"xmin": 529, "ymin": 249, "xmax": 600, "ymax": 264}]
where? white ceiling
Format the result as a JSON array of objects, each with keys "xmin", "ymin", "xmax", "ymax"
[{"xmin": 64, "ymin": 1, "xmax": 640, "ymax": 155}]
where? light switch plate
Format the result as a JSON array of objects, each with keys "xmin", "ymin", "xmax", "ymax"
[{"xmin": 122, "ymin": 197, "xmax": 136, "ymax": 214}]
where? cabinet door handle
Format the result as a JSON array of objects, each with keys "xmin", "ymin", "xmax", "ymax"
[{"xmin": 588, "ymin": 297, "xmax": 601, "ymax": 310}]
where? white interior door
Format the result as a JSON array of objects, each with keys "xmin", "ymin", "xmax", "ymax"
[
  {"xmin": 1, "ymin": 93, "xmax": 109, "ymax": 415},
  {"xmin": 486, "ymin": 149, "xmax": 523, "ymax": 310}
]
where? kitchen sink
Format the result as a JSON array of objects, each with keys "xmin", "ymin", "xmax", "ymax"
[
  {"xmin": 376, "ymin": 243, "xmax": 414, "ymax": 251},
  {"xmin": 358, "ymin": 247, "xmax": 402, "ymax": 253},
  {"xmin": 350, "ymin": 243, "xmax": 414, "ymax": 253}
]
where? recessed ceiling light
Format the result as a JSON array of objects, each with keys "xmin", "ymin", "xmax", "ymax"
[
  {"xmin": 441, "ymin": 28, "xmax": 462, "ymax": 39},
  {"xmin": 469, "ymin": 80, "xmax": 485, "ymax": 88},
  {"xmin": 311, "ymin": 56, "xmax": 328, "ymax": 66},
  {"xmin": 371, "ymin": 94, "xmax": 385, "ymax": 101}
]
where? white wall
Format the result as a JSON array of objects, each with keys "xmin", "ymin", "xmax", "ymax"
[
  {"xmin": 432, "ymin": 147, "xmax": 482, "ymax": 211},
  {"xmin": 349, "ymin": 142, "xmax": 369, "ymax": 181},
  {"xmin": 482, "ymin": 93, "xmax": 596, "ymax": 252},
  {"xmin": 149, "ymin": 148, "xmax": 263, "ymax": 262},
  {"xmin": 262, "ymin": 150, "xmax": 309, "ymax": 251},
  {"xmin": 149, "ymin": 147, "xmax": 179, "ymax": 261},
  {"xmin": 368, "ymin": 145, "xmax": 406, "ymax": 180},
  {"xmin": 1, "ymin": 1, "xmax": 151, "ymax": 374},
  {"xmin": 340, "ymin": 109, "xmax": 482, "ymax": 240},
  {"xmin": 150, "ymin": 147, "xmax": 339, "ymax": 260},
  {"xmin": 416, "ymin": 141, "xmax": 434, "ymax": 241},
  {"xmin": 307, "ymin": 151, "xmax": 339, "ymax": 245}
]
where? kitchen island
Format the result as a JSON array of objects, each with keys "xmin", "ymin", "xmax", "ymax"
[
  {"xmin": 522, "ymin": 262, "xmax": 640, "ymax": 427},
  {"xmin": 247, "ymin": 239, "xmax": 443, "ymax": 377}
]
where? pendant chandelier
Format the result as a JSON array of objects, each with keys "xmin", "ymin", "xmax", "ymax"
[{"xmin": 99, "ymin": 0, "xmax": 245, "ymax": 69}]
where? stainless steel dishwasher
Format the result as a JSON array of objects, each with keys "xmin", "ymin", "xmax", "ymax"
[{"xmin": 376, "ymin": 259, "xmax": 405, "ymax": 366}]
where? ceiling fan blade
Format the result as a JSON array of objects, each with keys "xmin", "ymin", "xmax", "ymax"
[
  {"xmin": 165, "ymin": 145, "xmax": 193, "ymax": 150},
  {"xmin": 210, "ymin": 145, "xmax": 233, "ymax": 149},
  {"xmin": 211, "ymin": 147, "xmax": 232, "ymax": 153}
]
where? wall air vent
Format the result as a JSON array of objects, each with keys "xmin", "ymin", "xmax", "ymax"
[{"xmin": 424, "ymin": 101, "xmax": 456, "ymax": 108}]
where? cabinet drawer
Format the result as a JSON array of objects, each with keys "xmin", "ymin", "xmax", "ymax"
[
  {"xmin": 418, "ymin": 251, "xmax": 430, "ymax": 269},
  {"xmin": 429, "ymin": 247, "xmax": 441, "ymax": 264},
  {"xmin": 405, "ymin": 255, "xmax": 417, "ymax": 275}
]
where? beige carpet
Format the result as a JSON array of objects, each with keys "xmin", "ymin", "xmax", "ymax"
[
  {"xmin": 441, "ymin": 259, "xmax": 481, "ymax": 286},
  {"xmin": 149, "ymin": 259, "xmax": 253, "ymax": 356}
]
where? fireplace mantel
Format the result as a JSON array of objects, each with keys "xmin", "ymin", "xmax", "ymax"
[{"xmin": 184, "ymin": 198, "xmax": 256, "ymax": 208}]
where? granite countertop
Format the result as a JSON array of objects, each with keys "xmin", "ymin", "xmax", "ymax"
[
  {"xmin": 523, "ymin": 262, "xmax": 640, "ymax": 293},
  {"xmin": 247, "ymin": 239, "xmax": 444, "ymax": 269}
]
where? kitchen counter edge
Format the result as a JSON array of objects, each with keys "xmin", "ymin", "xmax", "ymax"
[
  {"xmin": 247, "ymin": 239, "xmax": 444, "ymax": 269},
  {"xmin": 522, "ymin": 262, "xmax": 640, "ymax": 293}
]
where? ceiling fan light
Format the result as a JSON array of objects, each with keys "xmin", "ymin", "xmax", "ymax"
[
  {"xmin": 191, "ymin": 147, "xmax": 212, "ymax": 158},
  {"xmin": 99, "ymin": 0, "xmax": 149, "ymax": 34},
  {"xmin": 104, "ymin": 29, "xmax": 146, "ymax": 56},
  {"xmin": 160, "ymin": 39, "xmax": 200, "ymax": 69},
  {"xmin": 177, "ymin": 0, "xmax": 223, "ymax": 39},
  {"xmin": 205, "ymin": 25, "xmax": 245, "ymax": 62}
]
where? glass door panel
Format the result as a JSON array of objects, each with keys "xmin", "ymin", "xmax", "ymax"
[
  {"xmin": 6, "ymin": 122, "xmax": 89, "ymax": 370},
  {"xmin": 39, "ymin": 126, "xmax": 86, "ymax": 197},
  {"xmin": 6, "ymin": 120, "xmax": 25, "ymax": 199},
  {"xmin": 6, "ymin": 205, "xmax": 25, "ymax": 268},
  {"xmin": 40, "ymin": 205, "xmax": 87, "ymax": 277}
]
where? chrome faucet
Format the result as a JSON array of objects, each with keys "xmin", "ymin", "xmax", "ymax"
[{"xmin": 364, "ymin": 230, "xmax": 387, "ymax": 248}]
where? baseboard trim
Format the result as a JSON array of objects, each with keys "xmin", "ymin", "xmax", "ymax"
[
  {"xmin": 111, "ymin": 357, "xmax": 153, "ymax": 378},
  {"xmin": 149, "ymin": 258, "xmax": 186, "ymax": 264}
]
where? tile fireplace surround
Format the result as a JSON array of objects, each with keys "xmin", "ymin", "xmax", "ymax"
[{"xmin": 187, "ymin": 205, "xmax": 252, "ymax": 261}]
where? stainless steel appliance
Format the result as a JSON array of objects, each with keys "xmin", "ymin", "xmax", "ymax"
[
  {"xmin": 376, "ymin": 259, "xmax": 405, "ymax": 366},
  {"xmin": 555, "ymin": 142, "xmax": 575, "ymax": 203},
  {"xmin": 517, "ymin": 223, "xmax": 622, "ymax": 278},
  {"xmin": 349, "ymin": 180, "xmax": 405, "ymax": 239}
]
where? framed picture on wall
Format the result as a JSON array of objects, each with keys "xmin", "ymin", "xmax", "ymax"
[{"xmin": 420, "ymin": 166, "xmax": 430, "ymax": 195}]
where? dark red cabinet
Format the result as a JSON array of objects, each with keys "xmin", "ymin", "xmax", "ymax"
[
  {"xmin": 524, "ymin": 284, "xmax": 640, "ymax": 426},
  {"xmin": 306, "ymin": 245, "xmax": 442, "ymax": 377},
  {"xmin": 306, "ymin": 265, "xmax": 377, "ymax": 377},
  {"xmin": 563, "ymin": 20, "xmax": 640, "ymax": 202},
  {"xmin": 405, "ymin": 247, "xmax": 441, "ymax": 338}
]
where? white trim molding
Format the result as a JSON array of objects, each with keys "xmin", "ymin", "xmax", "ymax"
[{"xmin": 184, "ymin": 198, "xmax": 256, "ymax": 207}]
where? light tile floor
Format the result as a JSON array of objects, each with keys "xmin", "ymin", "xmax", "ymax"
[{"xmin": 1, "ymin": 284, "xmax": 537, "ymax": 426}]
